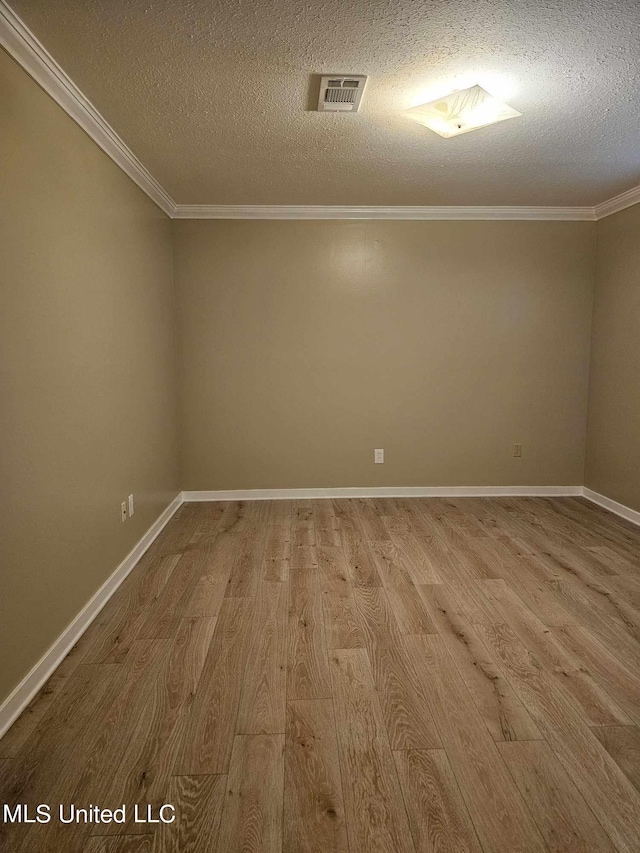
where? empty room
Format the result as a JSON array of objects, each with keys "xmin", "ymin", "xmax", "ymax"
[{"xmin": 1, "ymin": 0, "xmax": 640, "ymax": 851}]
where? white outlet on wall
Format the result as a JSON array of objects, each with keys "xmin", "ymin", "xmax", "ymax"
[
  {"xmin": 374, "ymin": 448, "xmax": 384, "ymax": 464},
  {"xmin": 120, "ymin": 501, "xmax": 127, "ymax": 523},
  {"xmin": 128, "ymin": 494, "xmax": 135, "ymax": 516}
]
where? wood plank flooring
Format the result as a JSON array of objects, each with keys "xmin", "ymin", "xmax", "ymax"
[{"xmin": 1, "ymin": 496, "xmax": 640, "ymax": 852}]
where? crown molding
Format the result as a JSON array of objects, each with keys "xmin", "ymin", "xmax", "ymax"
[
  {"xmin": 1, "ymin": 0, "xmax": 638, "ymax": 223},
  {"xmin": 172, "ymin": 204, "xmax": 596, "ymax": 221},
  {"xmin": 594, "ymin": 183, "xmax": 640, "ymax": 220},
  {"xmin": 0, "ymin": 0, "xmax": 177, "ymax": 217}
]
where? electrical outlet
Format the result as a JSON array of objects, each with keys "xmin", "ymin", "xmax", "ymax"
[
  {"xmin": 121, "ymin": 501, "xmax": 127, "ymax": 523},
  {"xmin": 512, "ymin": 443, "xmax": 523, "ymax": 458},
  {"xmin": 374, "ymin": 448, "xmax": 384, "ymax": 464},
  {"xmin": 128, "ymin": 494, "xmax": 134, "ymax": 517}
]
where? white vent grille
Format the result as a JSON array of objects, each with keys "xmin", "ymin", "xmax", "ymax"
[{"xmin": 317, "ymin": 75, "xmax": 367, "ymax": 112}]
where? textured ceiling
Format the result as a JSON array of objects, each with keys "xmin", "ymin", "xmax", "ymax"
[{"xmin": 10, "ymin": 0, "xmax": 640, "ymax": 206}]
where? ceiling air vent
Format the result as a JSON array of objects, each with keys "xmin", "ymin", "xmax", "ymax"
[{"xmin": 317, "ymin": 75, "xmax": 367, "ymax": 112}]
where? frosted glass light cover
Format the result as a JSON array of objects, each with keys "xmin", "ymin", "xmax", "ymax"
[{"xmin": 405, "ymin": 84, "xmax": 521, "ymax": 138}]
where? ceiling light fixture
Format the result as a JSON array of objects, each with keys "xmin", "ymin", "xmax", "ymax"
[{"xmin": 405, "ymin": 84, "xmax": 521, "ymax": 138}]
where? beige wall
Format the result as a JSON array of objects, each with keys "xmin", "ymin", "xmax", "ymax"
[
  {"xmin": 586, "ymin": 203, "xmax": 640, "ymax": 512},
  {"xmin": 0, "ymin": 49, "xmax": 180, "ymax": 702},
  {"xmin": 173, "ymin": 219, "xmax": 596, "ymax": 491}
]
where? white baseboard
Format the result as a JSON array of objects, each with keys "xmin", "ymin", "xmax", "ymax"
[
  {"xmin": 183, "ymin": 485, "xmax": 583, "ymax": 501},
  {"xmin": 582, "ymin": 488, "xmax": 640, "ymax": 527},
  {"xmin": 0, "ymin": 492, "xmax": 183, "ymax": 741}
]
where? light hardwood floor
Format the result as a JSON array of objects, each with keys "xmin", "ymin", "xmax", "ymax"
[{"xmin": 1, "ymin": 496, "xmax": 640, "ymax": 852}]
